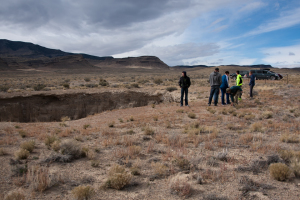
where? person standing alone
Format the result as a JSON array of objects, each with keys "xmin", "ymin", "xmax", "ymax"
[
  {"xmin": 236, "ymin": 71, "xmax": 243, "ymax": 100},
  {"xmin": 178, "ymin": 71, "xmax": 191, "ymax": 106},
  {"xmin": 208, "ymin": 68, "xmax": 222, "ymax": 106},
  {"xmin": 220, "ymin": 71, "xmax": 231, "ymax": 105},
  {"xmin": 249, "ymin": 71, "xmax": 255, "ymax": 98}
]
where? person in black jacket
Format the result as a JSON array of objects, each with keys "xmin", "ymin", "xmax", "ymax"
[
  {"xmin": 178, "ymin": 71, "xmax": 191, "ymax": 106},
  {"xmin": 249, "ymin": 71, "xmax": 255, "ymax": 98}
]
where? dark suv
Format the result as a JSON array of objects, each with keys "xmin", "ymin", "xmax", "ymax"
[
  {"xmin": 245, "ymin": 69, "xmax": 279, "ymax": 80},
  {"xmin": 230, "ymin": 71, "xmax": 248, "ymax": 80}
]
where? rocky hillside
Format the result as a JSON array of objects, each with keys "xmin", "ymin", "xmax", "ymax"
[
  {"xmin": 0, "ymin": 39, "xmax": 169, "ymax": 71},
  {"xmin": 92, "ymin": 56, "xmax": 169, "ymax": 70}
]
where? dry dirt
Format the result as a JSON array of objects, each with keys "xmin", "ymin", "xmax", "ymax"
[{"xmin": 0, "ymin": 66, "xmax": 300, "ymax": 200}]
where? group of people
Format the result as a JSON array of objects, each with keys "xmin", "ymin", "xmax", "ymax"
[{"xmin": 178, "ymin": 68, "xmax": 255, "ymax": 107}]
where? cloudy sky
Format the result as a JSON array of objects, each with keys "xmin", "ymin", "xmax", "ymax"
[{"xmin": 0, "ymin": 0, "xmax": 300, "ymax": 67}]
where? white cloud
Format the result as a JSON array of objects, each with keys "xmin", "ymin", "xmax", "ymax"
[
  {"xmin": 246, "ymin": 7, "xmax": 300, "ymax": 36},
  {"xmin": 261, "ymin": 44, "xmax": 300, "ymax": 67}
]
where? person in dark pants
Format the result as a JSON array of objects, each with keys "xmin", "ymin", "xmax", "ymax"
[
  {"xmin": 249, "ymin": 71, "xmax": 255, "ymax": 98},
  {"xmin": 208, "ymin": 68, "xmax": 222, "ymax": 106},
  {"xmin": 220, "ymin": 71, "xmax": 231, "ymax": 105},
  {"xmin": 178, "ymin": 71, "xmax": 191, "ymax": 106}
]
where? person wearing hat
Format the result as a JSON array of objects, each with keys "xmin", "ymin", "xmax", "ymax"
[
  {"xmin": 178, "ymin": 71, "xmax": 191, "ymax": 106},
  {"xmin": 208, "ymin": 68, "xmax": 222, "ymax": 106},
  {"xmin": 226, "ymin": 86, "xmax": 243, "ymax": 106}
]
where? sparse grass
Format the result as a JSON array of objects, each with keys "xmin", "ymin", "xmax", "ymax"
[
  {"xmin": 20, "ymin": 140, "xmax": 35, "ymax": 153},
  {"xmin": 15, "ymin": 149, "xmax": 30, "ymax": 160},
  {"xmin": 239, "ymin": 133, "xmax": 253, "ymax": 144},
  {"xmin": 104, "ymin": 164, "xmax": 132, "ymax": 190},
  {"xmin": 129, "ymin": 116, "xmax": 134, "ymax": 121},
  {"xmin": 72, "ymin": 185, "xmax": 95, "ymax": 200},
  {"xmin": 291, "ymin": 159, "xmax": 300, "ymax": 178},
  {"xmin": 280, "ymin": 133, "xmax": 299, "ymax": 143},
  {"xmin": 51, "ymin": 140, "xmax": 61, "ymax": 151},
  {"xmin": 269, "ymin": 163, "xmax": 291, "ymax": 181},
  {"xmin": 91, "ymin": 160, "xmax": 100, "ymax": 168},
  {"xmin": 173, "ymin": 157, "xmax": 190, "ymax": 170},
  {"xmin": 207, "ymin": 107, "xmax": 216, "ymax": 114}
]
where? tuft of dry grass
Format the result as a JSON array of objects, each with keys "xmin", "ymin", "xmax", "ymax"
[
  {"xmin": 262, "ymin": 111, "xmax": 273, "ymax": 119},
  {"xmin": 251, "ymin": 122, "xmax": 263, "ymax": 132},
  {"xmin": 15, "ymin": 149, "xmax": 30, "ymax": 160},
  {"xmin": 290, "ymin": 159, "xmax": 300, "ymax": 178},
  {"xmin": 144, "ymin": 126, "xmax": 155, "ymax": 135},
  {"xmin": 108, "ymin": 121, "xmax": 115, "ymax": 128},
  {"xmin": 44, "ymin": 135, "xmax": 59, "ymax": 147},
  {"xmin": 72, "ymin": 185, "xmax": 95, "ymax": 200},
  {"xmin": 239, "ymin": 133, "xmax": 253, "ymax": 144},
  {"xmin": 169, "ymin": 174, "xmax": 192, "ymax": 197},
  {"xmin": 151, "ymin": 162, "xmax": 168, "ymax": 176},
  {"xmin": 104, "ymin": 164, "xmax": 132, "ymax": 190},
  {"xmin": 269, "ymin": 163, "xmax": 291, "ymax": 181},
  {"xmin": 20, "ymin": 140, "xmax": 35, "ymax": 153},
  {"xmin": 188, "ymin": 113, "xmax": 196, "ymax": 119}
]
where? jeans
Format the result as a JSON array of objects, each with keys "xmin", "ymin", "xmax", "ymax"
[
  {"xmin": 220, "ymin": 88, "xmax": 231, "ymax": 104},
  {"xmin": 181, "ymin": 87, "xmax": 188, "ymax": 105},
  {"xmin": 234, "ymin": 91, "xmax": 242, "ymax": 104},
  {"xmin": 250, "ymin": 85, "xmax": 254, "ymax": 97},
  {"xmin": 209, "ymin": 86, "xmax": 220, "ymax": 105}
]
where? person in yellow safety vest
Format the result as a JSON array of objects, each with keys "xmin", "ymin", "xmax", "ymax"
[{"xmin": 236, "ymin": 71, "xmax": 243, "ymax": 100}]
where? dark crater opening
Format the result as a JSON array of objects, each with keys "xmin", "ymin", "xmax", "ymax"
[{"xmin": 0, "ymin": 91, "xmax": 163, "ymax": 122}]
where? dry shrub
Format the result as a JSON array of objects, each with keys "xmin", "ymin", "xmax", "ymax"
[
  {"xmin": 4, "ymin": 189, "xmax": 25, "ymax": 200},
  {"xmin": 221, "ymin": 108, "xmax": 228, "ymax": 115},
  {"xmin": 169, "ymin": 174, "xmax": 192, "ymax": 197},
  {"xmin": 144, "ymin": 126, "xmax": 155, "ymax": 135},
  {"xmin": 18, "ymin": 130, "xmax": 27, "ymax": 138},
  {"xmin": 87, "ymin": 149, "xmax": 96, "ymax": 160},
  {"xmin": 176, "ymin": 109, "xmax": 184, "ymax": 113},
  {"xmin": 60, "ymin": 139, "xmax": 83, "ymax": 159},
  {"xmin": 72, "ymin": 185, "xmax": 95, "ymax": 200},
  {"xmin": 105, "ymin": 164, "xmax": 132, "ymax": 190},
  {"xmin": 44, "ymin": 135, "xmax": 59, "ymax": 147},
  {"xmin": 291, "ymin": 159, "xmax": 300, "ymax": 178},
  {"xmin": 278, "ymin": 150, "xmax": 298, "ymax": 162},
  {"xmin": 262, "ymin": 111, "xmax": 273, "ymax": 119},
  {"xmin": 188, "ymin": 113, "xmax": 196, "ymax": 119},
  {"xmin": 61, "ymin": 116, "xmax": 70, "ymax": 122},
  {"xmin": 91, "ymin": 160, "xmax": 100, "ymax": 167},
  {"xmin": 20, "ymin": 140, "xmax": 35, "ymax": 153},
  {"xmin": 280, "ymin": 134, "xmax": 299, "ymax": 143},
  {"xmin": 27, "ymin": 166, "xmax": 62, "ymax": 192},
  {"xmin": 15, "ymin": 149, "xmax": 30, "ymax": 160},
  {"xmin": 151, "ymin": 162, "xmax": 168, "ymax": 176},
  {"xmin": 269, "ymin": 163, "xmax": 291, "ymax": 181},
  {"xmin": 102, "ymin": 129, "xmax": 116, "ymax": 136},
  {"xmin": 59, "ymin": 129, "xmax": 71, "ymax": 137},
  {"xmin": 251, "ymin": 122, "xmax": 263, "ymax": 132},
  {"xmin": 128, "ymin": 145, "xmax": 141, "ymax": 157}
]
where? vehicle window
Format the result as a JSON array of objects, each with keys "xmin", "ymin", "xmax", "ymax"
[
  {"xmin": 263, "ymin": 71, "xmax": 268, "ymax": 74},
  {"xmin": 257, "ymin": 71, "xmax": 262, "ymax": 73}
]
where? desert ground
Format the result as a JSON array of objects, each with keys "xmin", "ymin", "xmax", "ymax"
[{"xmin": 1, "ymin": 66, "xmax": 300, "ymax": 200}]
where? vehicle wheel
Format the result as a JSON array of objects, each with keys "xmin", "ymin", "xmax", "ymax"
[{"xmin": 270, "ymin": 76, "xmax": 275, "ymax": 80}]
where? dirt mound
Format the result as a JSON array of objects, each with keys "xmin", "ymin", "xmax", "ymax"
[{"xmin": 0, "ymin": 90, "xmax": 167, "ymax": 122}]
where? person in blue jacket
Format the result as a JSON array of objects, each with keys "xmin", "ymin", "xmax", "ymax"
[
  {"xmin": 249, "ymin": 71, "xmax": 255, "ymax": 98},
  {"xmin": 220, "ymin": 71, "xmax": 230, "ymax": 105}
]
